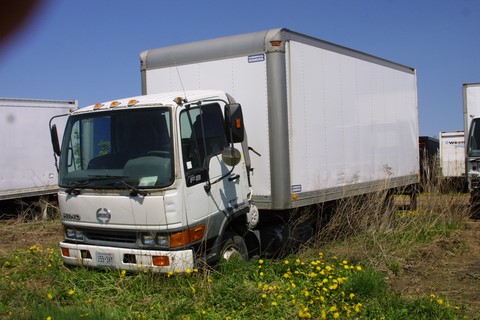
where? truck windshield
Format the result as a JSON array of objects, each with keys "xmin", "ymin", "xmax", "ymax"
[
  {"xmin": 468, "ymin": 118, "xmax": 480, "ymax": 157},
  {"xmin": 59, "ymin": 108, "xmax": 173, "ymax": 189}
]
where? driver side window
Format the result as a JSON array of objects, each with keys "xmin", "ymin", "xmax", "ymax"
[{"xmin": 180, "ymin": 104, "xmax": 228, "ymax": 184}]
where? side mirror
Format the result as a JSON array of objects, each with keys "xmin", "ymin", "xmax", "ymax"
[
  {"xmin": 222, "ymin": 147, "xmax": 241, "ymax": 167},
  {"xmin": 50, "ymin": 124, "xmax": 61, "ymax": 156},
  {"xmin": 224, "ymin": 103, "xmax": 245, "ymax": 143}
]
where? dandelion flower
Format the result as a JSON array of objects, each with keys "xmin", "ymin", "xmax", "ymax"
[
  {"xmin": 68, "ymin": 289, "xmax": 75, "ymax": 296},
  {"xmin": 258, "ymin": 259, "xmax": 264, "ymax": 265},
  {"xmin": 271, "ymin": 301, "xmax": 278, "ymax": 306},
  {"xmin": 298, "ymin": 310, "xmax": 312, "ymax": 318},
  {"xmin": 333, "ymin": 312, "xmax": 340, "ymax": 318},
  {"xmin": 47, "ymin": 293, "xmax": 53, "ymax": 300}
]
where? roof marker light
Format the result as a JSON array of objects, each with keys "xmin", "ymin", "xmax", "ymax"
[
  {"xmin": 174, "ymin": 97, "xmax": 184, "ymax": 104},
  {"xmin": 110, "ymin": 101, "xmax": 121, "ymax": 108},
  {"xmin": 127, "ymin": 99, "xmax": 138, "ymax": 107},
  {"xmin": 270, "ymin": 40, "xmax": 282, "ymax": 47},
  {"xmin": 93, "ymin": 103, "xmax": 104, "ymax": 110}
]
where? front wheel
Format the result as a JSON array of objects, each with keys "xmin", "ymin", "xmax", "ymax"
[{"xmin": 220, "ymin": 232, "xmax": 248, "ymax": 262}]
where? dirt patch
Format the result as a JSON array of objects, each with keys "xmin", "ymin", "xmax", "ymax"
[
  {"xmin": 0, "ymin": 219, "xmax": 64, "ymax": 255},
  {"xmin": 389, "ymin": 219, "xmax": 480, "ymax": 314}
]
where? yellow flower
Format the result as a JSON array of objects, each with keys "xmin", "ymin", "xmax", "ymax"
[
  {"xmin": 298, "ymin": 310, "xmax": 312, "ymax": 318},
  {"xmin": 356, "ymin": 266, "xmax": 362, "ymax": 271},
  {"xmin": 354, "ymin": 303, "xmax": 362, "ymax": 312},
  {"xmin": 437, "ymin": 299, "xmax": 444, "ymax": 305},
  {"xmin": 120, "ymin": 270, "xmax": 126, "ymax": 277},
  {"xmin": 284, "ymin": 260, "xmax": 290, "ymax": 265},
  {"xmin": 258, "ymin": 259, "xmax": 264, "ymax": 265},
  {"xmin": 47, "ymin": 293, "xmax": 53, "ymax": 300},
  {"xmin": 259, "ymin": 272, "xmax": 264, "ymax": 277},
  {"xmin": 261, "ymin": 293, "xmax": 267, "ymax": 299},
  {"xmin": 68, "ymin": 289, "xmax": 75, "ymax": 296},
  {"xmin": 271, "ymin": 301, "xmax": 278, "ymax": 306},
  {"xmin": 333, "ymin": 312, "xmax": 340, "ymax": 318}
]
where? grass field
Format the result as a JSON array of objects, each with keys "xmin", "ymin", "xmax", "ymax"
[{"xmin": 0, "ymin": 191, "xmax": 479, "ymax": 319}]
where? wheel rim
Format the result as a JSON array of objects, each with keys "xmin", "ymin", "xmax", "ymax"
[{"xmin": 222, "ymin": 244, "xmax": 242, "ymax": 261}]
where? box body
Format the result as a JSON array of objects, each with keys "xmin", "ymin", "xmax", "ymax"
[{"xmin": 141, "ymin": 28, "xmax": 419, "ymax": 209}]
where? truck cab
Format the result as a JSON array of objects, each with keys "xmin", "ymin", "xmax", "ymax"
[
  {"xmin": 52, "ymin": 90, "xmax": 257, "ymax": 272},
  {"xmin": 466, "ymin": 117, "xmax": 480, "ymax": 198}
]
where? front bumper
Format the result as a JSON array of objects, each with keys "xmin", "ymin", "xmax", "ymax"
[{"xmin": 60, "ymin": 241, "xmax": 194, "ymax": 273}]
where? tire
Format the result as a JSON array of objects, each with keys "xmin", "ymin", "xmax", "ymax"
[{"xmin": 219, "ymin": 231, "xmax": 248, "ymax": 262}]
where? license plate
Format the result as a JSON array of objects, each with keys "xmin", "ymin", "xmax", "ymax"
[{"xmin": 96, "ymin": 252, "xmax": 114, "ymax": 266}]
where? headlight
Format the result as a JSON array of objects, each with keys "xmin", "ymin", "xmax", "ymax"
[
  {"xmin": 141, "ymin": 234, "xmax": 155, "ymax": 246},
  {"xmin": 141, "ymin": 234, "xmax": 169, "ymax": 247},
  {"xmin": 65, "ymin": 229, "xmax": 84, "ymax": 241},
  {"xmin": 156, "ymin": 235, "xmax": 169, "ymax": 247}
]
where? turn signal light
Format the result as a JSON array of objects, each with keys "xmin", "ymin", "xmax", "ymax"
[
  {"xmin": 152, "ymin": 256, "xmax": 170, "ymax": 266},
  {"xmin": 235, "ymin": 118, "xmax": 242, "ymax": 129},
  {"xmin": 170, "ymin": 224, "xmax": 206, "ymax": 248},
  {"xmin": 61, "ymin": 247, "xmax": 70, "ymax": 257}
]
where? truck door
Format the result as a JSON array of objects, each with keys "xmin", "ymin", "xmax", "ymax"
[{"xmin": 179, "ymin": 103, "xmax": 246, "ymax": 223}]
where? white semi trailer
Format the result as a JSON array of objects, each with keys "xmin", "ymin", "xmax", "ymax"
[
  {"xmin": 0, "ymin": 98, "xmax": 76, "ymax": 201},
  {"xmin": 52, "ymin": 28, "xmax": 419, "ymax": 272},
  {"xmin": 439, "ymin": 131, "xmax": 465, "ymax": 192}
]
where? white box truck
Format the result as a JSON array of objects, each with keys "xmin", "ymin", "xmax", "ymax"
[
  {"xmin": 0, "ymin": 98, "xmax": 76, "ymax": 201},
  {"xmin": 439, "ymin": 131, "xmax": 465, "ymax": 192},
  {"xmin": 463, "ymin": 83, "xmax": 480, "ymax": 201},
  {"xmin": 52, "ymin": 28, "xmax": 419, "ymax": 272}
]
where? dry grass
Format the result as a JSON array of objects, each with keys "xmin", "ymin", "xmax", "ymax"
[{"xmin": 305, "ymin": 188, "xmax": 471, "ymax": 275}]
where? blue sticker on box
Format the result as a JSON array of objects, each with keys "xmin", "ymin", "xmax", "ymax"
[
  {"xmin": 248, "ymin": 54, "xmax": 265, "ymax": 63},
  {"xmin": 291, "ymin": 184, "xmax": 302, "ymax": 193}
]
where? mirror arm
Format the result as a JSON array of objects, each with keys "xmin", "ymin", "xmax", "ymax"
[{"xmin": 204, "ymin": 164, "xmax": 236, "ymax": 193}]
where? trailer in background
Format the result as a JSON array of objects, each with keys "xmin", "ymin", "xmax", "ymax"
[
  {"xmin": 0, "ymin": 98, "xmax": 76, "ymax": 202},
  {"xmin": 439, "ymin": 131, "xmax": 465, "ymax": 192}
]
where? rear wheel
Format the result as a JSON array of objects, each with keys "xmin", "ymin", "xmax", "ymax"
[{"xmin": 220, "ymin": 232, "xmax": 248, "ymax": 262}]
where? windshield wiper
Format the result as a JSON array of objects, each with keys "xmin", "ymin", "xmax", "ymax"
[{"xmin": 65, "ymin": 175, "xmax": 149, "ymax": 197}]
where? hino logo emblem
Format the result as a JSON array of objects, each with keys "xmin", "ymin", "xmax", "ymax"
[{"xmin": 96, "ymin": 208, "xmax": 111, "ymax": 224}]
